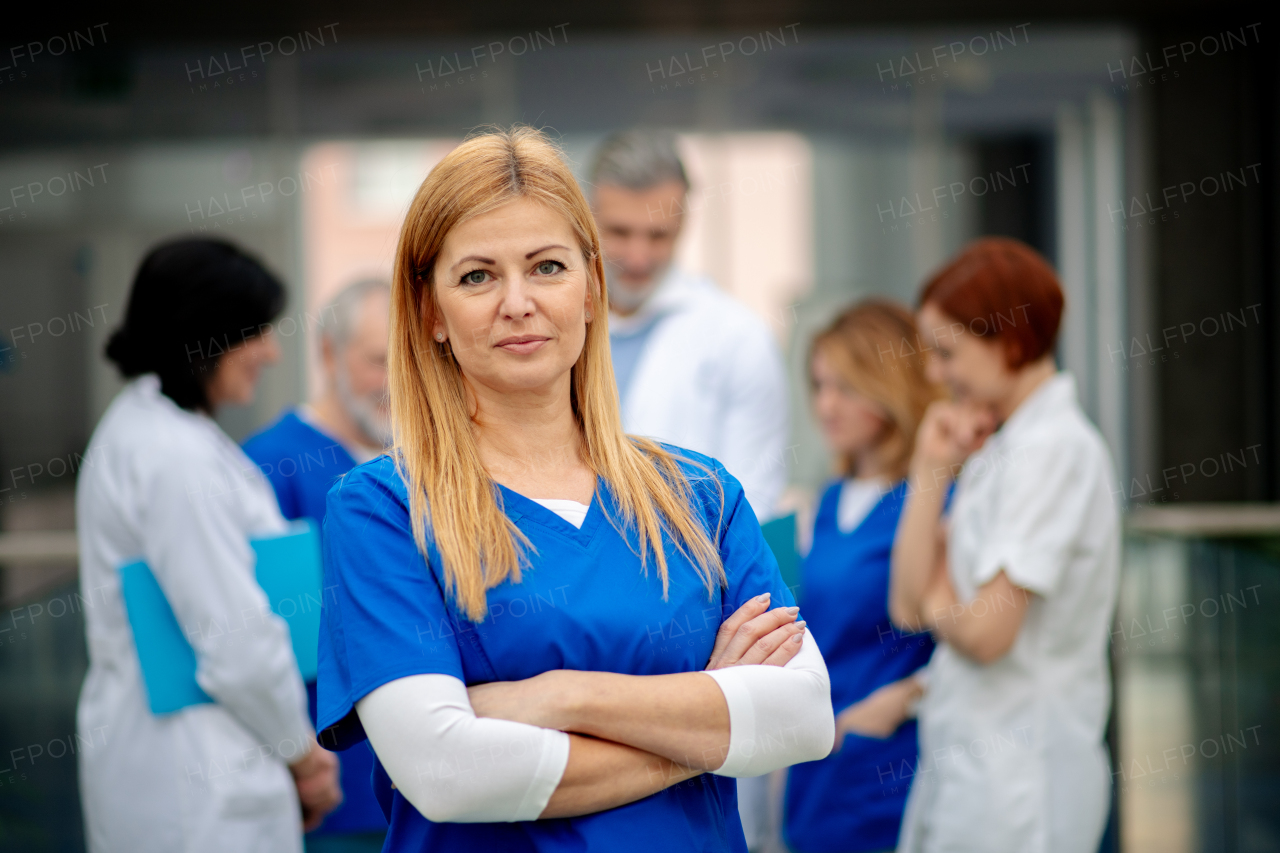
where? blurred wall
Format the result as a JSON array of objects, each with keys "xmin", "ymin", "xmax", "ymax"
[{"xmin": 0, "ymin": 27, "xmax": 1136, "ymax": 510}]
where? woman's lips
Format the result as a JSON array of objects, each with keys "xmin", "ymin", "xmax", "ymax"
[{"xmin": 496, "ymin": 336, "xmax": 550, "ymax": 354}]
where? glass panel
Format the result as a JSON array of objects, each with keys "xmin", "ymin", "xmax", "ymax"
[
  {"xmin": 0, "ymin": 580, "xmax": 89, "ymax": 852},
  {"xmin": 1116, "ymin": 533, "xmax": 1280, "ymax": 853}
]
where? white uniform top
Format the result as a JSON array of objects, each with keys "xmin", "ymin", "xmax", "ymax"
[
  {"xmin": 899, "ymin": 373, "xmax": 1120, "ymax": 853},
  {"xmin": 611, "ymin": 267, "xmax": 789, "ymax": 520},
  {"xmin": 76, "ymin": 375, "xmax": 312, "ymax": 853}
]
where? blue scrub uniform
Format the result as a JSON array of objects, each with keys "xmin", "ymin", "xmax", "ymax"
[
  {"xmin": 783, "ymin": 481, "xmax": 934, "ymax": 853},
  {"xmin": 317, "ymin": 450, "xmax": 796, "ymax": 853},
  {"xmin": 243, "ymin": 411, "xmax": 389, "ymax": 839}
]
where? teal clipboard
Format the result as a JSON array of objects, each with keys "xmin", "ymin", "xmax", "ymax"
[
  {"xmin": 119, "ymin": 520, "xmax": 323, "ymax": 715},
  {"xmin": 760, "ymin": 512, "xmax": 801, "ymax": 602},
  {"xmin": 119, "ymin": 559, "xmax": 214, "ymax": 713},
  {"xmin": 251, "ymin": 521, "xmax": 324, "ymax": 680}
]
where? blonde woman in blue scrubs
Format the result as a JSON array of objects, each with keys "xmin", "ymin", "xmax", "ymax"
[
  {"xmin": 315, "ymin": 127, "xmax": 835, "ymax": 852},
  {"xmin": 784, "ymin": 301, "xmax": 939, "ymax": 853}
]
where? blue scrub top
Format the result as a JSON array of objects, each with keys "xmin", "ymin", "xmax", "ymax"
[
  {"xmin": 243, "ymin": 410, "xmax": 359, "ymax": 523},
  {"xmin": 317, "ymin": 448, "xmax": 796, "ymax": 853},
  {"xmin": 784, "ymin": 480, "xmax": 934, "ymax": 853},
  {"xmin": 243, "ymin": 410, "xmax": 388, "ymax": 836}
]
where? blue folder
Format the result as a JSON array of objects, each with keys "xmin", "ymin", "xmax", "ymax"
[
  {"xmin": 119, "ymin": 520, "xmax": 323, "ymax": 715},
  {"xmin": 761, "ymin": 512, "xmax": 801, "ymax": 602}
]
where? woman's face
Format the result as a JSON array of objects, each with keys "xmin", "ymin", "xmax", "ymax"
[
  {"xmin": 205, "ymin": 329, "xmax": 281, "ymax": 410},
  {"xmin": 810, "ymin": 347, "xmax": 889, "ymax": 461},
  {"xmin": 918, "ymin": 301, "xmax": 1014, "ymax": 406},
  {"xmin": 431, "ymin": 197, "xmax": 593, "ymax": 400}
]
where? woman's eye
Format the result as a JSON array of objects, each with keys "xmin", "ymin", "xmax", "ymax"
[
  {"xmin": 536, "ymin": 260, "xmax": 563, "ymax": 276},
  {"xmin": 462, "ymin": 270, "xmax": 488, "ymax": 285}
]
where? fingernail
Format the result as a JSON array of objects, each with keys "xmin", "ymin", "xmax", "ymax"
[
  {"xmin": 757, "ymin": 593, "xmax": 771, "ymax": 604},
  {"xmin": 790, "ymin": 632, "xmax": 803, "ymax": 643},
  {"xmin": 786, "ymin": 606, "xmax": 800, "ymax": 615},
  {"xmin": 795, "ymin": 621, "xmax": 806, "ymax": 629}
]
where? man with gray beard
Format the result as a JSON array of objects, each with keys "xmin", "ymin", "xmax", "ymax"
[
  {"xmin": 243, "ymin": 277, "xmax": 392, "ymax": 851},
  {"xmin": 589, "ymin": 130, "xmax": 788, "ymax": 523}
]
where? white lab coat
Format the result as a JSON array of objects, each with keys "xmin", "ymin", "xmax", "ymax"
[
  {"xmin": 613, "ymin": 267, "xmax": 789, "ymax": 520},
  {"xmin": 76, "ymin": 375, "xmax": 312, "ymax": 853},
  {"xmin": 898, "ymin": 373, "xmax": 1120, "ymax": 853}
]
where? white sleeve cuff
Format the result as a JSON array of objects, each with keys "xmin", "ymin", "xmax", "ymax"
[
  {"xmin": 357, "ymin": 674, "xmax": 569, "ymax": 823},
  {"xmin": 514, "ymin": 722, "xmax": 571, "ymax": 821},
  {"xmin": 702, "ymin": 631, "xmax": 834, "ymax": 777}
]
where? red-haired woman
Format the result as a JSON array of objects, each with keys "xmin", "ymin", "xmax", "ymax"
[{"xmin": 889, "ymin": 238, "xmax": 1120, "ymax": 853}]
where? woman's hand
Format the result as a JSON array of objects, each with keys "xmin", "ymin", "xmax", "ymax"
[
  {"xmin": 704, "ymin": 593, "xmax": 806, "ymax": 670},
  {"xmin": 831, "ymin": 677, "xmax": 923, "ymax": 748},
  {"xmin": 468, "ymin": 594, "xmax": 806, "ymax": 730},
  {"xmin": 912, "ymin": 400, "xmax": 996, "ymax": 481},
  {"xmin": 289, "ymin": 736, "xmax": 343, "ymax": 832}
]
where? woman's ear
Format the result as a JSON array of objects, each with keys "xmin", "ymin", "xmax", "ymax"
[
  {"xmin": 584, "ymin": 274, "xmax": 597, "ymax": 322},
  {"xmin": 419, "ymin": 285, "xmax": 443, "ymax": 338},
  {"xmin": 1003, "ymin": 337, "xmax": 1025, "ymax": 370}
]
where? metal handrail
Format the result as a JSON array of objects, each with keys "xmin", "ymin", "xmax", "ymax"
[
  {"xmin": 4, "ymin": 506, "xmax": 1280, "ymax": 559},
  {"xmin": 1125, "ymin": 503, "xmax": 1280, "ymax": 537},
  {"xmin": 0, "ymin": 530, "xmax": 79, "ymax": 562}
]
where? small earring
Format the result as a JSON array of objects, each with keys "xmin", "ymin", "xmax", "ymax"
[{"xmin": 435, "ymin": 332, "xmax": 445, "ymax": 342}]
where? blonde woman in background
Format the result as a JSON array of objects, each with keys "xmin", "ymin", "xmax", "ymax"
[
  {"xmin": 313, "ymin": 126, "xmax": 835, "ymax": 852},
  {"xmin": 783, "ymin": 300, "xmax": 940, "ymax": 853}
]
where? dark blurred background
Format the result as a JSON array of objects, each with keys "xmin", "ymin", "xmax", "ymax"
[{"xmin": 0, "ymin": 2, "xmax": 1276, "ymax": 851}]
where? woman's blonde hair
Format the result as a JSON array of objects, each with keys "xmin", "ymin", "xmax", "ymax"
[
  {"xmin": 809, "ymin": 299, "xmax": 943, "ymax": 481},
  {"xmin": 389, "ymin": 126, "xmax": 724, "ymax": 622}
]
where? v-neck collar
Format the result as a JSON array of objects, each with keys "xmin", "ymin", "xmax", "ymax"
[
  {"xmin": 825, "ymin": 478, "xmax": 906, "ymax": 539},
  {"xmin": 842, "ymin": 493, "xmax": 886, "ymax": 539},
  {"xmin": 496, "ymin": 479, "xmax": 606, "ymax": 546}
]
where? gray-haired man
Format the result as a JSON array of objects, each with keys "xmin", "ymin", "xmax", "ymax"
[
  {"xmin": 242, "ymin": 278, "xmax": 393, "ymax": 845},
  {"xmin": 309, "ymin": 279, "xmax": 393, "ymax": 456},
  {"xmin": 590, "ymin": 130, "xmax": 789, "ymax": 522}
]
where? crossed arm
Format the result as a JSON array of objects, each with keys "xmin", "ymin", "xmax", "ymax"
[
  {"xmin": 888, "ymin": 463, "xmax": 1029, "ymax": 665},
  {"xmin": 357, "ymin": 594, "xmax": 832, "ymax": 822}
]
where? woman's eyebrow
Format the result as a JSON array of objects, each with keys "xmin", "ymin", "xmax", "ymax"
[
  {"xmin": 525, "ymin": 244, "xmax": 570, "ymax": 259},
  {"xmin": 452, "ymin": 254, "xmax": 496, "ymax": 270}
]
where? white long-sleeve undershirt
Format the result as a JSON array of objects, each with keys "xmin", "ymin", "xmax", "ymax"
[
  {"xmin": 357, "ymin": 675, "xmax": 570, "ymax": 823},
  {"xmin": 356, "ymin": 632, "xmax": 831, "ymax": 823},
  {"xmin": 356, "ymin": 500, "xmax": 833, "ymax": 823},
  {"xmin": 703, "ymin": 629, "xmax": 833, "ymax": 777}
]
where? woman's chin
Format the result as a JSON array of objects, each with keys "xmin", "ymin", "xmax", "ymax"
[
  {"xmin": 230, "ymin": 386, "xmax": 259, "ymax": 408},
  {"xmin": 822, "ymin": 431, "xmax": 860, "ymax": 458},
  {"xmin": 481, "ymin": 365, "xmax": 574, "ymax": 396}
]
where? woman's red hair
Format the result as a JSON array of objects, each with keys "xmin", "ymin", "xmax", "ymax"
[{"xmin": 918, "ymin": 237, "xmax": 1064, "ymax": 368}]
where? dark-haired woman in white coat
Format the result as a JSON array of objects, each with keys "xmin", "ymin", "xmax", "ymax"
[{"xmin": 76, "ymin": 239, "xmax": 340, "ymax": 853}]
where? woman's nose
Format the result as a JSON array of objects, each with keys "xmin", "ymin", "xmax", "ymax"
[{"xmin": 498, "ymin": 277, "xmax": 537, "ymax": 319}]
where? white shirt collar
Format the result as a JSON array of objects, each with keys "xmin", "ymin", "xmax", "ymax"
[
  {"xmin": 993, "ymin": 371, "xmax": 1078, "ymax": 444},
  {"xmin": 130, "ymin": 373, "xmax": 215, "ymax": 428},
  {"xmin": 608, "ymin": 266, "xmax": 702, "ymax": 334}
]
